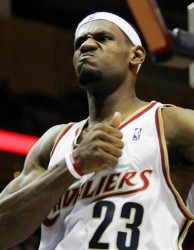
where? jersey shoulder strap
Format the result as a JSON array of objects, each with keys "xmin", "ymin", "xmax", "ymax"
[{"xmin": 50, "ymin": 122, "xmax": 75, "ymax": 157}]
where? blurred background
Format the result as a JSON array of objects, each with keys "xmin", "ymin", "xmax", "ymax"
[{"xmin": 0, "ymin": 0, "xmax": 194, "ymax": 249}]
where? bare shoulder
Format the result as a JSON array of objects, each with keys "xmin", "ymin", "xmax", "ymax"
[
  {"xmin": 161, "ymin": 105, "xmax": 194, "ymax": 147},
  {"xmin": 23, "ymin": 124, "xmax": 66, "ymax": 174},
  {"xmin": 0, "ymin": 124, "xmax": 66, "ymax": 199}
]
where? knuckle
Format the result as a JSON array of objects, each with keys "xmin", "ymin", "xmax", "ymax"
[
  {"xmin": 118, "ymin": 149, "xmax": 122, "ymax": 157},
  {"xmin": 92, "ymin": 123, "xmax": 104, "ymax": 130},
  {"xmin": 119, "ymin": 131, "xmax": 123, "ymax": 137},
  {"xmin": 92, "ymin": 130, "xmax": 105, "ymax": 140},
  {"xmin": 119, "ymin": 140, "xmax": 124, "ymax": 148},
  {"xmin": 93, "ymin": 149, "xmax": 103, "ymax": 158},
  {"xmin": 110, "ymin": 157, "xmax": 118, "ymax": 166},
  {"xmin": 113, "ymin": 129, "xmax": 122, "ymax": 137},
  {"xmin": 92, "ymin": 140, "xmax": 101, "ymax": 150}
]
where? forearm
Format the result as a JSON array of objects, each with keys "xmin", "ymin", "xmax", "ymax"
[{"xmin": 0, "ymin": 164, "xmax": 75, "ymax": 250}]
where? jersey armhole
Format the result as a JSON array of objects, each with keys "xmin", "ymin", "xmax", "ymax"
[{"xmin": 50, "ymin": 123, "xmax": 75, "ymax": 158}]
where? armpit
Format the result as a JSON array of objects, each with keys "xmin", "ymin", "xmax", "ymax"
[{"xmin": 168, "ymin": 146, "xmax": 194, "ymax": 170}]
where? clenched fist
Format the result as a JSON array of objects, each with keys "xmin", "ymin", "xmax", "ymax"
[{"xmin": 73, "ymin": 112, "xmax": 124, "ymax": 174}]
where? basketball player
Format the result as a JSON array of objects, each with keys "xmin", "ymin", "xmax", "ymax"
[{"xmin": 0, "ymin": 12, "xmax": 194, "ymax": 250}]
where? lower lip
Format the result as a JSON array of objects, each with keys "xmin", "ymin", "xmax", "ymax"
[{"xmin": 80, "ymin": 55, "xmax": 94, "ymax": 61}]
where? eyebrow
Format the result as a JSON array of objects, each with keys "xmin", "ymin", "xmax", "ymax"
[
  {"xmin": 78, "ymin": 29, "xmax": 114, "ymax": 37},
  {"xmin": 74, "ymin": 30, "xmax": 114, "ymax": 45}
]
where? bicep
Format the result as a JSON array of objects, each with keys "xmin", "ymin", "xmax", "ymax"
[
  {"xmin": 22, "ymin": 124, "xmax": 65, "ymax": 175},
  {"xmin": 0, "ymin": 124, "xmax": 64, "ymax": 199},
  {"xmin": 163, "ymin": 106, "xmax": 194, "ymax": 165},
  {"xmin": 162, "ymin": 106, "xmax": 194, "ymax": 146}
]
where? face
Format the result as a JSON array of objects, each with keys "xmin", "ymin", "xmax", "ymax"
[{"xmin": 73, "ymin": 20, "xmax": 132, "ymax": 90}]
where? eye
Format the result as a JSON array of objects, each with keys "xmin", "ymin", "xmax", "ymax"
[
  {"xmin": 96, "ymin": 33, "xmax": 111, "ymax": 42},
  {"xmin": 74, "ymin": 36, "xmax": 86, "ymax": 50}
]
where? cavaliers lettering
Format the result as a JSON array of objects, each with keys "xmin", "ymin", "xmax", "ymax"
[{"xmin": 44, "ymin": 169, "xmax": 153, "ymax": 226}]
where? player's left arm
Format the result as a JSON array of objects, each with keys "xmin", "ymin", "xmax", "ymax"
[{"xmin": 162, "ymin": 106, "xmax": 194, "ymax": 169}]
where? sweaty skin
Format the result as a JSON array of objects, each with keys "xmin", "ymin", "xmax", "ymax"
[{"xmin": 0, "ymin": 19, "xmax": 194, "ymax": 250}]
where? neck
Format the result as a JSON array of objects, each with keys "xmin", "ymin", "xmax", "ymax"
[{"xmin": 86, "ymin": 85, "xmax": 146, "ymax": 126}]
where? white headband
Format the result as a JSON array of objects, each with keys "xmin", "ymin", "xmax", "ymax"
[{"xmin": 75, "ymin": 12, "xmax": 142, "ymax": 46}]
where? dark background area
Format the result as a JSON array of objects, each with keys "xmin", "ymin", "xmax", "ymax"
[
  {"xmin": 11, "ymin": 0, "xmax": 193, "ymax": 30},
  {"xmin": 0, "ymin": 0, "xmax": 194, "ymax": 249}
]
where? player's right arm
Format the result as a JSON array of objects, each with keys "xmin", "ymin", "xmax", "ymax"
[
  {"xmin": 0, "ymin": 124, "xmax": 76, "ymax": 250},
  {"xmin": 0, "ymin": 113, "xmax": 123, "ymax": 250}
]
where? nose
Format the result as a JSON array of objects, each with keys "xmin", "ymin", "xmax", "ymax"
[{"xmin": 80, "ymin": 37, "xmax": 98, "ymax": 53}]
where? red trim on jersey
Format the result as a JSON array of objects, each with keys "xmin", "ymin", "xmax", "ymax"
[
  {"xmin": 155, "ymin": 109, "xmax": 192, "ymax": 220},
  {"xmin": 71, "ymin": 153, "xmax": 84, "ymax": 176},
  {"xmin": 75, "ymin": 127, "xmax": 79, "ymax": 136},
  {"xmin": 72, "ymin": 127, "xmax": 80, "ymax": 149},
  {"xmin": 73, "ymin": 102, "xmax": 158, "ymax": 147},
  {"xmin": 119, "ymin": 101, "xmax": 157, "ymax": 130},
  {"xmin": 50, "ymin": 123, "xmax": 75, "ymax": 157}
]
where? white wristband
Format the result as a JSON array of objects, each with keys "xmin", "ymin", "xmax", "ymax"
[{"xmin": 64, "ymin": 153, "xmax": 83, "ymax": 179}]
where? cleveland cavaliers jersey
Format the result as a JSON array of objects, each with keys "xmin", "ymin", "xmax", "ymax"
[{"xmin": 39, "ymin": 101, "xmax": 194, "ymax": 250}]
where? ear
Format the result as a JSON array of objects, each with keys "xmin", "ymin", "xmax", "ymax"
[{"xmin": 129, "ymin": 46, "xmax": 146, "ymax": 72}]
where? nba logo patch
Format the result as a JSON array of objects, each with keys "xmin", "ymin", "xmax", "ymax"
[{"xmin": 132, "ymin": 128, "xmax": 142, "ymax": 141}]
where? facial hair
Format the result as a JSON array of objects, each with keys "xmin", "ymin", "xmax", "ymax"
[{"xmin": 78, "ymin": 67, "xmax": 103, "ymax": 85}]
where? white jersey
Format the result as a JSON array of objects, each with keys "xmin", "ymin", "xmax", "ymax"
[{"xmin": 39, "ymin": 101, "xmax": 194, "ymax": 250}]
